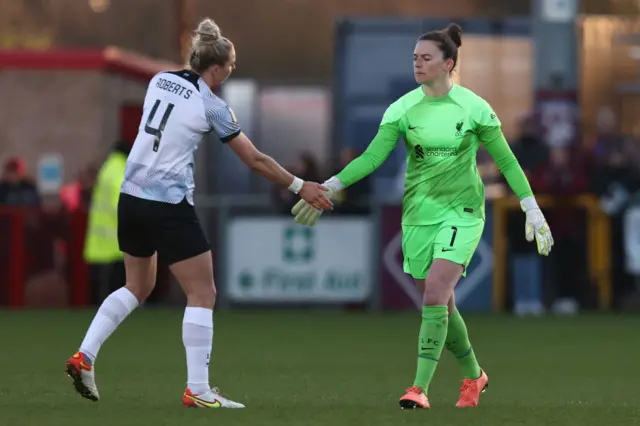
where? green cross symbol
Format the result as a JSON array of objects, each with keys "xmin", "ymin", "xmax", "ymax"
[{"xmin": 282, "ymin": 226, "xmax": 314, "ymax": 263}]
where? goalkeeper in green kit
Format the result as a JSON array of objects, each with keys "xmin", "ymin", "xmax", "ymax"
[{"xmin": 291, "ymin": 23, "xmax": 554, "ymax": 409}]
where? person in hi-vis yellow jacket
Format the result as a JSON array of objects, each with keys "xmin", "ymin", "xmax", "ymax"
[{"xmin": 84, "ymin": 141, "xmax": 130, "ymax": 304}]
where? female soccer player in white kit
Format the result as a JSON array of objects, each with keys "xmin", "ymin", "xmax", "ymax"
[{"xmin": 65, "ymin": 18, "xmax": 332, "ymax": 408}]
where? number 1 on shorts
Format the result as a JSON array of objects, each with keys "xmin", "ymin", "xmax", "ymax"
[{"xmin": 449, "ymin": 226, "xmax": 458, "ymax": 247}]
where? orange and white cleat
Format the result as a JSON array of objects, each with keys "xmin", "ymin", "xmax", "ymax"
[
  {"xmin": 456, "ymin": 369, "xmax": 489, "ymax": 407},
  {"xmin": 399, "ymin": 386, "xmax": 430, "ymax": 409},
  {"xmin": 65, "ymin": 352, "xmax": 99, "ymax": 401},
  {"xmin": 183, "ymin": 387, "xmax": 245, "ymax": 408}
]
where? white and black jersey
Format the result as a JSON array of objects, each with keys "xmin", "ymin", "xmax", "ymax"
[{"xmin": 121, "ymin": 69, "xmax": 241, "ymax": 205}]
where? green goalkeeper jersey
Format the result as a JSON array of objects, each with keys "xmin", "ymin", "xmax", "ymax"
[{"xmin": 336, "ymin": 84, "xmax": 533, "ymax": 225}]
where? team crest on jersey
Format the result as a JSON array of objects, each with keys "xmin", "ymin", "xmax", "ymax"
[
  {"xmin": 455, "ymin": 121, "xmax": 464, "ymax": 137},
  {"xmin": 227, "ymin": 106, "xmax": 238, "ymax": 124}
]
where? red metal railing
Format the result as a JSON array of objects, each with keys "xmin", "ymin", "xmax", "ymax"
[
  {"xmin": 9, "ymin": 209, "xmax": 25, "ymax": 306},
  {"xmin": 0, "ymin": 206, "xmax": 90, "ymax": 308}
]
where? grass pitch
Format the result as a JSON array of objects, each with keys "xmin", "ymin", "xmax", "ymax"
[{"xmin": 0, "ymin": 309, "xmax": 638, "ymax": 426}]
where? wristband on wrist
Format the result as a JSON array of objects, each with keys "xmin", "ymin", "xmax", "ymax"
[{"xmin": 288, "ymin": 176, "xmax": 304, "ymax": 194}]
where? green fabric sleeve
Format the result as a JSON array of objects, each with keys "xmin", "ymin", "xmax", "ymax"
[
  {"xmin": 480, "ymin": 126, "xmax": 533, "ymax": 200},
  {"xmin": 336, "ymin": 123, "xmax": 400, "ymax": 188}
]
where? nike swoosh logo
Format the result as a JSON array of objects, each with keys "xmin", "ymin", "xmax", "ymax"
[
  {"xmin": 185, "ymin": 394, "xmax": 222, "ymax": 408},
  {"xmin": 408, "ymin": 126, "xmax": 417, "ymax": 130},
  {"xmin": 441, "ymin": 248, "xmax": 454, "ymax": 252},
  {"xmin": 420, "ymin": 347, "xmax": 434, "ymax": 351}
]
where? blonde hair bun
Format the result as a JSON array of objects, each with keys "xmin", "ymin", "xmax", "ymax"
[{"xmin": 194, "ymin": 18, "xmax": 221, "ymax": 44}]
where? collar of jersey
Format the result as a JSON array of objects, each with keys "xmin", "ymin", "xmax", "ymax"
[{"xmin": 420, "ymin": 83, "xmax": 457, "ymax": 101}]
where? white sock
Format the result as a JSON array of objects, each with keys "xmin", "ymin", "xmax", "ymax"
[
  {"xmin": 79, "ymin": 287, "xmax": 139, "ymax": 362},
  {"xmin": 183, "ymin": 307, "xmax": 213, "ymax": 395}
]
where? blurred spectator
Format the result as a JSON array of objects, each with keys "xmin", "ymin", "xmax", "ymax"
[
  {"xmin": 590, "ymin": 116, "xmax": 640, "ymax": 307},
  {"xmin": 531, "ymin": 146, "xmax": 589, "ymax": 314},
  {"xmin": 0, "ymin": 157, "xmax": 40, "ymax": 206},
  {"xmin": 332, "ymin": 147, "xmax": 371, "ymax": 215},
  {"xmin": 532, "ymin": 146, "xmax": 588, "ymax": 195},
  {"xmin": 507, "ymin": 114, "xmax": 548, "ymax": 315},
  {"xmin": 511, "ymin": 114, "xmax": 549, "ymax": 178},
  {"xmin": 58, "ymin": 163, "xmax": 99, "ymax": 289},
  {"xmin": 60, "ymin": 163, "xmax": 99, "ymax": 213},
  {"xmin": 84, "ymin": 141, "xmax": 130, "ymax": 305},
  {"xmin": 273, "ymin": 151, "xmax": 322, "ymax": 214}
]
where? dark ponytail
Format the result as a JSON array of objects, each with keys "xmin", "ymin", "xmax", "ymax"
[{"xmin": 444, "ymin": 23, "xmax": 462, "ymax": 48}]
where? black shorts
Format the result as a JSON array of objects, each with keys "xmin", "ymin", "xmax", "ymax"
[{"xmin": 117, "ymin": 193, "xmax": 210, "ymax": 265}]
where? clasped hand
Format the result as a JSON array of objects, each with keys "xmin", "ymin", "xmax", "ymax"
[
  {"xmin": 291, "ymin": 184, "xmax": 336, "ymax": 227},
  {"xmin": 298, "ymin": 181, "xmax": 333, "ymax": 212}
]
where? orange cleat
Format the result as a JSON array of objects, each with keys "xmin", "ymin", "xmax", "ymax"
[
  {"xmin": 65, "ymin": 352, "xmax": 99, "ymax": 401},
  {"xmin": 456, "ymin": 369, "xmax": 488, "ymax": 407},
  {"xmin": 399, "ymin": 386, "xmax": 430, "ymax": 409}
]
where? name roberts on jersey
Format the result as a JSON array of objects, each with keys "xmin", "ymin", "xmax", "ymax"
[{"xmin": 155, "ymin": 77, "xmax": 194, "ymax": 100}]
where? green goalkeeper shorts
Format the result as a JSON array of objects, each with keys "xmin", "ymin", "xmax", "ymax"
[{"xmin": 402, "ymin": 220, "xmax": 485, "ymax": 279}]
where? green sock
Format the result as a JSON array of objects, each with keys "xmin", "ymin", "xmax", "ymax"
[
  {"xmin": 445, "ymin": 308, "xmax": 481, "ymax": 379},
  {"xmin": 413, "ymin": 305, "xmax": 448, "ymax": 394}
]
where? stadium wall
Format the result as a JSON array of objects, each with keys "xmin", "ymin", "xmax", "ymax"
[
  {"xmin": 0, "ymin": 48, "xmax": 181, "ymax": 181},
  {"xmin": 0, "ymin": 69, "xmax": 106, "ymax": 180}
]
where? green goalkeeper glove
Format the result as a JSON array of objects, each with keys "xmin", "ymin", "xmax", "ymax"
[{"xmin": 291, "ymin": 177, "xmax": 343, "ymax": 226}]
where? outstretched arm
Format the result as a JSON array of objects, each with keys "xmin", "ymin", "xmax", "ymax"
[
  {"xmin": 291, "ymin": 104, "xmax": 403, "ymax": 226},
  {"xmin": 228, "ymin": 132, "xmax": 298, "ymax": 188},
  {"xmin": 205, "ymin": 101, "xmax": 331, "ymax": 210},
  {"xmin": 330, "ymin": 122, "xmax": 401, "ymax": 191},
  {"xmin": 290, "ymin": 121, "xmax": 400, "ymax": 226},
  {"xmin": 227, "ymin": 132, "xmax": 332, "ymax": 210}
]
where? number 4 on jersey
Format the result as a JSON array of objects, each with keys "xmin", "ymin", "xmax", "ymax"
[{"xmin": 144, "ymin": 99, "xmax": 175, "ymax": 152}]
